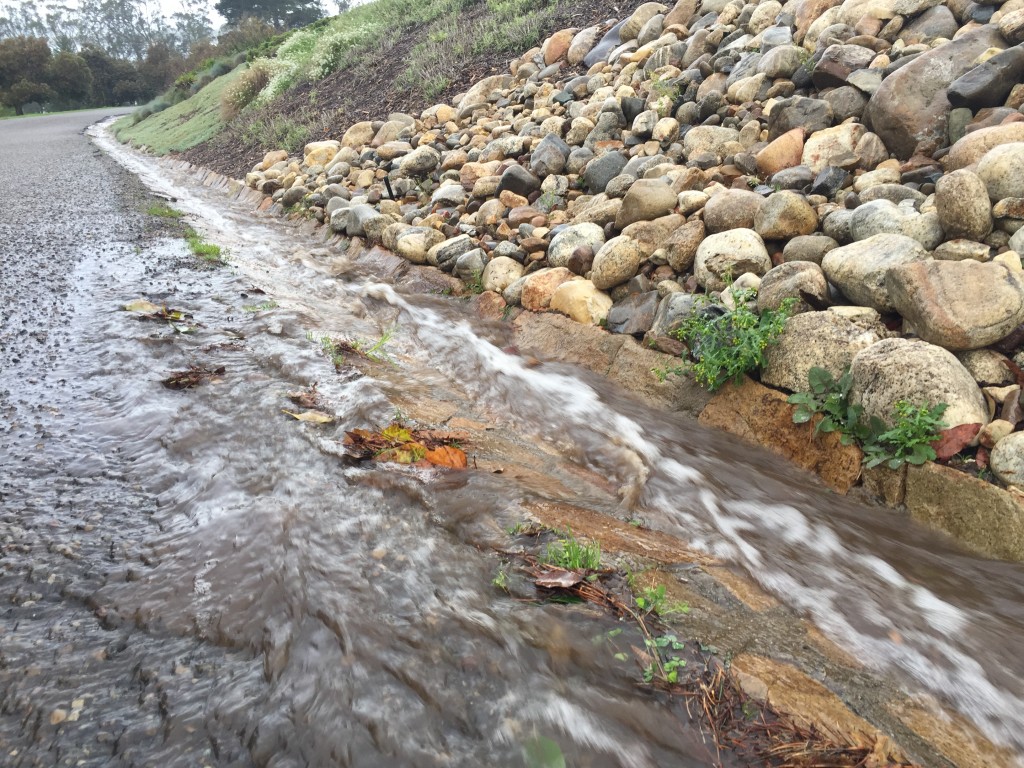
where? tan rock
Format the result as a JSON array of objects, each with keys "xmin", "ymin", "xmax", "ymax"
[
  {"xmin": 482, "ymin": 256, "xmax": 525, "ymax": 293},
  {"xmin": 591, "ymin": 236, "xmax": 647, "ymax": 289},
  {"xmin": 756, "ymin": 128, "xmax": 805, "ymax": 176},
  {"xmin": 801, "ymin": 123, "xmax": 866, "ymax": 173},
  {"xmin": 341, "ymin": 122, "xmax": 375, "ymax": 149},
  {"xmin": 663, "ymin": 219, "xmax": 705, "ymax": 272},
  {"xmin": 542, "ymin": 28, "xmax": 576, "ymax": 65},
  {"xmin": 549, "ymin": 280, "xmax": 613, "ymax": 325},
  {"xmin": 945, "ymin": 122, "xmax": 1024, "ymax": 171},
  {"xmin": 521, "ymin": 267, "xmax": 575, "ymax": 310},
  {"xmin": 259, "ymin": 149, "xmax": 288, "ymax": 170},
  {"xmin": 698, "ymin": 377, "xmax": 863, "ymax": 493}
]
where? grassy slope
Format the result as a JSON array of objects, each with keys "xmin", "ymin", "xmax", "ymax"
[{"xmin": 113, "ymin": 65, "xmax": 246, "ymax": 155}]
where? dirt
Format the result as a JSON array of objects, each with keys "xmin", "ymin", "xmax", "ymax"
[{"xmin": 181, "ymin": 0, "xmax": 640, "ymax": 178}]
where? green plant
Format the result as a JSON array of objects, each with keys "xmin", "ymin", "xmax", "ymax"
[
  {"xmin": 634, "ymin": 584, "xmax": 690, "ymax": 617},
  {"xmin": 462, "ymin": 270, "xmax": 485, "ymax": 295},
  {"xmin": 534, "ymin": 190, "xmax": 562, "ymax": 213},
  {"xmin": 659, "ymin": 294, "xmax": 796, "ymax": 390},
  {"xmin": 642, "ymin": 633, "xmax": 687, "ymax": 684},
  {"xmin": 146, "ymin": 202, "xmax": 183, "ymax": 219},
  {"xmin": 243, "ymin": 301, "xmax": 278, "ymax": 312},
  {"xmin": 184, "ymin": 228, "xmax": 224, "ymax": 264},
  {"xmin": 492, "ymin": 566, "xmax": 510, "ymax": 592},
  {"xmin": 862, "ymin": 401, "xmax": 948, "ymax": 470},
  {"xmin": 541, "ymin": 530, "xmax": 601, "ymax": 571},
  {"xmin": 351, "ymin": 326, "xmax": 397, "ymax": 363},
  {"xmin": 787, "ymin": 367, "xmax": 873, "ymax": 445}
]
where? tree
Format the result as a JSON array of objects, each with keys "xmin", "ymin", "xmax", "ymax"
[
  {"xmin": 47, "ymin": 50, "xmax": 92, "ymax": 104},
  {"xmin": 170, "ymin": 0, "xmax": 213, "ymax": 56},
  {"xmin": 0, "ymin": 1, "xmax": 45, "ymax": 39},
  {"xmin": 0, "ymin": 35, "xmax": 53, "ymax": 113},
  {"xmin": 214, "ymin": 0, "xmax": 324, "ymax": 31}
]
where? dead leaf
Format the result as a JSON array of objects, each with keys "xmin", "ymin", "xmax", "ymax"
[
  {"xmin": 282, "ymin": 409, "xmax": 334, "ymax": 424},
  {"xmin": 375, "ymin": 442, "xmax": 427, "ymax": 464},
  {"xmin": 423, "ymin": 444, "xmax": 468, "ymax": 468},
  {"xmin": 534, "ymin": 568, "xmax": 585, "ymax": 589},
  {"xmin": 287, "ymin": 384, "xmax": 322, "ymax": 410},
  {"xmin": 381, "ymin": 424, "xmax": 413, "ymax": 443},
  {"xmin": 932, "ymin": 423, "xmax": 981, "ymax": 461},
  {"xmin": 125, "ymin": 299, "xmax": 163, "ymax": 313},
  {"xmin": 162, "ymin": 365, "xmax": 225, "ymax": 390}
]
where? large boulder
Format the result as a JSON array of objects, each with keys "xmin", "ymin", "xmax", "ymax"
[
  {"xmin": 821, "ymin": 233, "xmax": 929, "ymax": 312},
  {"xmin": 850, "ymin": 338, "xmax": 989, "ymax": 431},
  {"xmin": 762, "ymin": 310, "xmax": 884, "ymax": 393},
  {"xmin": 863, "ymin": 26, "xmax": 1006, "ymax": 159},
  {"xmin": 694, "ymin": 229, "xmax": 772, "ymax": 291},
  {"xmin": 886, "ymin": 261, "xmax": 1024, "ymax": 351}
]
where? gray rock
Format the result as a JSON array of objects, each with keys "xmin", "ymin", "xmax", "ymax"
[
  {"xmin": 822, "ymin": 208, "xmax": 855, "ymax": 243},
  {"xmin": 850, "ymin": 338, "xmax": 989, "ymax": 431},
  {"xmin": 767, "ymin": 96, "xmax": 833, "ymax": 141},
  {"xmin": 428, "ymin": 234, "xmax": 477, "ymax": 270},
  {"xmin": 615, "ymin": 178, "xmax": 677, "ymax": 228},
  {"xmin": 757, "ymin": 261, "xmax": 829, "ymax": 314},
  {"xmin": 547, "ymin": 223, "xmax": 606, "ymax": 268},
  {"xmin": 762, "ymin": 311, "xmax": 883, "ymax": 393},
  {"xmin": 783, "ymin": 234, "xmax": 838, "ymax": 264},
  {"xmin": 703, "ymin": 189, "xmax": 763, "ymax": 233},
  {"xmin": 811, "ymin": 44, "xmax": 875, "ymax": 89},
  {"xmin": 583, "ymin": 151, "xmax": 628, "ymax": 194},
  {"xmin": 606, "ymin": 291, "xmax": 660, "ymax": 335},
  {"xmin": 590, "ymin": 236, "xmax": 647, "ymax": 290},
  {"xmin": 530, "ymin": 133, "xmax": 571, "ymax": 177},
  {"xmin": 990, "ymin": 431, "xmax": 1024, "ymax": 486},
  {"xmin": 858, "ymin": 184, "xmax": 927, "ymax": 207},
  {"xmin": 849, "ymin": 199, "xmax": 943, "ymax": 250},
  {"xmin": 821, "ymin": 233, "xmax": 929, "ymax": 312},
  {"xmin": 754, "ymin": 191, "xmax": 819, "ymax": 240},
  {"xmin": 898, "ymin": 4, "xmax": 957, "ymax": 45},
  {"xmin": 977, "ymin": 142, "xmax": 1024, "ymax": 203},
  {"xmin": 694, "ymin": 229, "xmax": 772, "ymax": 291},
  {"xmin": 454, "ymin": 248, "xmax": 489, "ymax": 281},
  {"xmin": 398, "ymin": 145, "xmax": 440, "ymax": 176},
  {"xmin": 649, "ymin": 291, "xmax": 701, "ymax": 337},
  {"xmin": 948, "ymin": 45, "xmax": 1024, "ymax": 111},
  {"xmin": 957, "ymin": 349, "xmax": 1016, "ymax": 386},
  {"xmin": 496, "ymin": 164, "xmax": 541, "ymax": 197}
]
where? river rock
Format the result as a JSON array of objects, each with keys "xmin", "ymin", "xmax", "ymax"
[
  {"xmin": 694, "ymin": 229, "xmax": 772, "ymax": 291},
  {"xmin": 703, "ymin": 189, "xmax": 763, "ymax": 233},
  {"xmin": 454, "ymin": 248, "xmax": 489, "ymax": 281},
  {"xmin": 757, "ymin": 262, "xmax": 830, "ymax": 314},
  {"xmin": 482, "ymin": 256, "xmax": 525, "ymax": 293},
  {"xmin": 398, "ymin": 145, "xmax": 440, "ymax": 176},
  {"xmin": 591, "ymin": 236, "xmax": 647, "ymax": 290},
  {"xmin": 428, "ymin": 234, "xmax": 476, "ymax": 270},
  {"xmin": 977, "ymin": 143, "xmax": 1024, "ymax": 203},
  {"xmin": 758, "ymin": 45, "xmax": 808, "ymax": 79},
  {"xmin": 621, "ymin": 2, "xmax": 668, "ymax": 41},
  {"xmin": 947, "ymin": 45, "xmax": 1024, "ymax": 111},
  {"xmin": 886, "ymin": 260, "xmax": 1024, "ymax": 351},
  {"xmin": 497, "ymin": 165, "xmax": 541, "ymax": 198},
  {"xmin": 935, "ymin": 169, "xmax": 992, "ymax": 242},
  {"xmin": 821, "ymin": 233, "xmax": 929, "ymax": 312},
  {"xmin": 683, "ymin": 126, "xmax": 741, "ymax": 159},
  {"xmin": 521, "ymin": 267, "xmax": 575, "ymax": 310},
  {"xmin": 549, "ymin": 279, "xmax": 613, "ymax": 325},
  {"xmin": 783, "ymin": 234, "xmax": 838, "ymax": 264},
  {"xmin": 756, "ymin": 128, "xmax": 805, "ymax": 176},
  {"xmin": 898, "ymin": 4, "xmax": 957, "ymax": 45},
  {"xmin": 649, "ymin": 291, "xmax": 701, "ymax": 338},
  {"xmin": 395, "ymin": 227, "xmax": 446, "ymax": 264},
  {"xmin": 615, "ymin": 178, "xmax": 678, "ymax": 228},
  {"xmin": 768, "ymin": 97, "xmax": 833, "ymax": 142},
  {"xmin": 802, "ymin": 123, "xmax": 866, "ymax": 173},
  {"xmin": 811, "ymin": 44, "xmax": 875, "ymax": 89},
  {"xmin": 568, "ymin": 26, "xmax": 602, "ymax": 64},
  {"xmin": 530, "ymin": 133, "xmax": 571, "ymax": 177},
  {"xmin": 606, "ymin": 291, "xmax": 660, "ymax": 335},
  {"xmin": 663, "ymin": 219, "xmax": 705, "ymax": 273},
  {"xmin": 864, "ymin": 26, "xmax": 1006, "ymax": 159},
  {"xmin": 849, "ymin": 199, "xmax": 943, "ymax": 250},
  {"xmin": 755, "ymin": 191, "xmax": 819, "ymax": 240},
  {"xmin": 762, "ymin": 310, "xmax": 883, "ymax": 393},
  {"xmin": 958, "ymin": 349, "xmax": 1017, "ymax": 386},
  {"xmin": 990, "ymin": 432, "xmax": 1024, "ymax": 486},
  {"xmin": 583, "ymin": 152, "xmax": 629, "ymax": 193},
  {"xmin": 548, "ymin": 223, "xmax": 606, "ymax": 268},
  {"xmin": 945, "ymin": 124, "xmax": 1024, "ymax": 171},
  {"xmin": 850, "ymin": 338, "xmax": 989, "ymax": 430}
]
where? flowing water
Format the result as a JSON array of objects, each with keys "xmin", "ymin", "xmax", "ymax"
[{"xmin": 2, "ymin": 115, "xmax": 1024, "ymax": 767}]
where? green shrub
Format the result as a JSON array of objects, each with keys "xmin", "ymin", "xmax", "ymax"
[{"xmin": 862, "ymin": 401, "xmax": 948, "ymax": 469}]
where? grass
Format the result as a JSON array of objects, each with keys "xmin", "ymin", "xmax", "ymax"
[
  {"xmin": 146, "ymin": 202, "xmax": 184, "ymax": 218},
  {"xmin": 184, "ymin": 227, "xmax": 225, "ymax": 264},
  {"xmin": 541, "ymin": 529, "xmax": 601, "ymax": 571},
  {"xmin": 113, "ymin": 64, "xmax": 247, "ymax": 155}
]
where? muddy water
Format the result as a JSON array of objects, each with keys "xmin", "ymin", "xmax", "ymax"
[{"xmin": 2, "ymin": 113, "xmax": 1023, "ymax": 767}]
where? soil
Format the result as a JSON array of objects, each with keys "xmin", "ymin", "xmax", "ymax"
[{"xmin": 182, "ymin": 0, "xmax": 641, "ymax": 178}]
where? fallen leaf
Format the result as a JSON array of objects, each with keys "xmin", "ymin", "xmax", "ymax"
[
  {"xmin": 162, "ymin": 366, "xmax": 225, "ymax": 390},
  {"xmin": 932, "ymin": 423, "xmax": 981, "ymax": 461},
  {"xmin": 423, "ymin": 444, "xmax": 468, "ymax": 468},
  {"xmin": 124, "ymin": 299, "xmax": 163, "ymax": 313},
  {"xmin": 282, "ymin": 409, "xmax": 334, "ymax": 424},
  {"xmin": 375, "ymin": 442, "xmax": 427, "ymax": 464},
  {"xmin": 381, "ymin": 424, "xmax": 413, "ymax": 443},
  {"xmin": 534, "ymin": 568, "xmax": 585, "ymax": 589}
]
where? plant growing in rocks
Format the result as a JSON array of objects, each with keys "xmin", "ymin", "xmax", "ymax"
[
  {"xmin": 659, "ymin": 294, "xmax": 796, "ymax": 391},
  {"xmin": 862, "ymin": 401, "xmax": 948, "ymax": 470},
  {"xmin": 788, "ymin": 367, "xmax": 874, "ymax": 446}
]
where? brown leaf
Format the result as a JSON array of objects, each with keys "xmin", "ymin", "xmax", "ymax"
[
  {"xmin": 977, "ymin": 445, "xmax": 990, "ymax": 470},
  {"xmin": 533, "ymin": 568, "xmax": 585, "ymax": 589},
  {"xmin": 282, "ymin": 409, "xmax": 334, "ymax": 424},
  {"xmin": 423, "ymin": 445, "xmax": 468, "ymax": 468},
  {"xmin": 932, "ymin": 423, "xmax": 981, "ymax": 461},
  {"xmin": 161, "ymin": 365, "xmax": 225, "ymax": 390}
]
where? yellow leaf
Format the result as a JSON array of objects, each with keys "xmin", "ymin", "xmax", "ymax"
[
  {"xmin": 381, "ymin": 424, "xmax": 413, "ymax": 443},
  {"xmin": 282, "ymin": 409, "xmax": 334, "ymax": 424},
  {"xmin": 124, "ymin": 299, "xmax": 162, "ymax": 313}
]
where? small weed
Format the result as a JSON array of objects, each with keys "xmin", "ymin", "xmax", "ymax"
[
  {"xmin": 534, "ymin": 190, "xmax": 562, "ymax": 213},
  {"xmin": 657, "ymin": 292, "xmax": 795, "ymax": 390},
  {"xmin": 541, "ymin": 529, "xmax": 601, "ymax": 571},
  {"xmin": 787, "ymin": 367, "xmax": 870, "ymax": 446},
  {"xmin": 147, "ymin": 202, "xmax": 184, "ymax": 219},
  {"xmin": 642, "ymin": 633, "xmax": 687, "ymax": 684},
  {"xmin": 634, "ymin": 584, "xmax": 690, "ymax": 617},
  {"xmin": 863, "ymin": 401, "xmax": 948, "ymax": 470},
  {"xmin": 243, "ymin": 301, "xmax": 278, "ymax": 312},
  {"xmin": 351, "ymin": 326, "xmax": 397, "ymax": 363},
  {"xmin": 184, "ymin": 228, "xmax": 225, "ymax": 264},
  {"xmin": 492, "ymin": 566, "xmax": 510, "ymax": 592},
  {"xmin": 461, "ymin": 271, "xmax": 485, "ymax": 295}
]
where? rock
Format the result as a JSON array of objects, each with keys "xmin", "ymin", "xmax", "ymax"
[
  {"xmin": 649, "ymin": 291, "xmax": 701, "ymax": 338},
  {"xmin": 768, "ymin": 97, "xmax": 833, "ymax": 141},
  {"xmin": 521, "ymin": 267, "xmax": 575, "ymax": 310},
  {"xmin": 591, "ymin": 236, "xmax": 647, "ymax": 290},
  {"xmin": 496, "ymin": 165, "xmax": 541, "ymax": 198},
  {"xmin": 341, "ymin": 121, "xmax": 375, "ymax": 148},
  {"xmin": 694, "ymin": 229, "xmax": 772, "ymax": 291},
  {"xmin": 849, "ymin": 199, "xmax": 944, "ymax": 250},
  {"xmin": 427, "ymin": 234, "xmax": 476, "ymax": 270},
  {"xmin": 783, "ymin": 234, "xmax": 838, "ymax": 264},
  {"xmin": 957, "ymin": 349, "xmax": 1016, "ymax": 386},
  {"xmin": 886, "ymin": 260, "xmax": 1024, "ymax": 351},
  {"xmin": 762, "ymin": 310, "xmax": 882, "ymax": 394},
  {"xmin": 933, "ymin": 240, "xmax": 991, "ymax": 262},
  {"xmin": 821, "ymin": 233, "xmax": 929, "ymax": 312},
  {"xmin": 530, "ymin": 133, "xmax": 571, "ymax": 177},
  {"xmin": 606, "ymin": 291, "xmax": 661, "ymax": 335},
  {"xmin": 697, "ymin": 377, "xmax": 864, "ymax": 494},
  {"xmin": 757, "ymin": 261, "xmax": 830, "ymax": 314},
  {"xmin": 703, "ymin": 189, "xmax": 763, "ymax": 233},
  {"xmin": 664, "ymin": 219, "xmax": 705, "ymax": 273},
  {"xmin": 864, "ymin": 26, "xmax": 1006, "ymax": 159},
  {"xmin": 898, "ymin": 4, "xmax": 957, "ymax": 45},
  {"xmin": 482, "ymin": 256, "xmax": 525, "ymax": 293},
  {"xmin": 280, "ymin": 186, "xmax": 307, "ymax": 207},
  {"xmin": 1001, "ymin": 8, "xmax": 1024, "ymax": 45},
  {"xmin": 756, "ymin": 128, "xmax": 805, "ymax": 176},
  {"xmin": 755, "ymin": 191, "xmax": 819, "ymax": 240},
  {"xmin": 548, "ymin": 279, "xmax": 613, "ymax": 324},
  {"xmin": 548, "ymin": 223, "xmax": 606, "ymax": 268},
  {"xmin": 683, "ymin": 126, "xmax": 741, "ymax": 159},
  {"xmin": 615, "ymin": 178, "xmax": 678, "ymax": 228},
  {"xmin": 542, "ymin": 28, "xmax": 576, "ymax": 64},
  {"xmin": 850, "ymin": 338, "xmax": 989, "ymax": 430},
  {"xmin": 454, "ymin": 248, "xmax": 488, "ymax": 281},
  {"xmin": 458, "ymin": 74, "xmax": 513, "ymax": 110},
  {"xmin": 947, "ymin": 45, "xmax": 1024, "ymax": 111},
  {"xmin": 811, "ymin": 44, "xmax": 875, "ymax": 89},
  {"xmin": 303, "ymin": 140, "xmax": 340, "ymax": 167},
  {"xmin": 583, "ymin": 151, "xmax": 628, "ymax": 193},
  {"xmin": 568, "ymin": 26, "xmax": 603, "ymax": 64},
  {"xmin": 858, "ymin": 183, "xmax": 927, "ymax": 207},
  {"xmin": 758, "ymin": 45, "xmax": 808, "ymax": 79},
  {"xmin": 945, "ymin": 124, "xmax": 1024, "ymax": 171},
  {"xmin": 394, "ymin": 227, "xmax": 446, "ymax": 264},
  {"xmin": 801, "ymin": 123, "xmax": 866, "ymax": 173},
  {"xmin": 935, "ymin": 169, "xmax": 993, "ymax": 241},
  {"xmin": 621, "ymin": 2, "xmax": 668, "ymax": 41},
  {"xmin": 977, "ymin": 143, "xmax": 1024, "ymax": 203}
]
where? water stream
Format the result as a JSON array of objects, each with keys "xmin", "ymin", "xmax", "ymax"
[{"xmin": 2, "ymin": 119, "xmax": 1023, "ymax": 766}]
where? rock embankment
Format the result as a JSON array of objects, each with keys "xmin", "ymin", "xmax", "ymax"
[{"xmin": 243, "ymin": 0, "xmax": 1024, "ymax": 556}]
